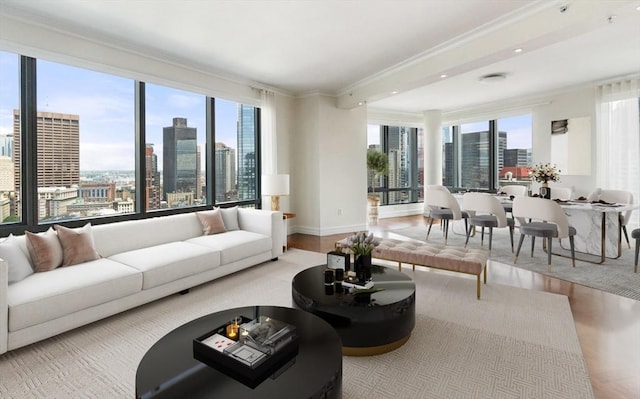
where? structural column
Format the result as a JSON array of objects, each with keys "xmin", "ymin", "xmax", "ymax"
[{"xmin": 423, "ymin": 110, "xmax": 442, "ymax": 186}]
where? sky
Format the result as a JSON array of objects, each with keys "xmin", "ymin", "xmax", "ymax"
[{"xmin": 0, "ymin": 51, "xmax": 242, "ymax": 171}]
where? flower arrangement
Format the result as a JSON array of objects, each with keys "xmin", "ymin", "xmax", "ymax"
[
  {"xmin": 340, "ymin": 231, "xmax": 380, "ymax": 257},
  {"xmin": 529, "ymin": 163, "xmax": 561, "ymax": 184}
]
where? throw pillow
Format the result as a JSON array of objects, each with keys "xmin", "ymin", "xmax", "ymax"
[
  {"xmin": 0, "ymin": 234, "xmax": 34, "ymax": 283},
  {"xmin": 25, "ymin": 228, "xmax": 64, "ymax": 272},
  {"xmin": 196, "ymin": 209, "xmax": 227, "ymax": 235},
  {"xmin": 220, "ymin": 206, "xmax": 240, "ymax": 231},
  {"xmin": 55, "ymin": 223, "xmax": 101, "ymax": 266}
]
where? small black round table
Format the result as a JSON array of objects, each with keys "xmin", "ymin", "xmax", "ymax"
[
  {"xmin": 136, "ymin": 306, "xmax": 342, "ymax": 399},
  {"xmin": 292, "ymin": 264, "xmax": 416, "ymax": 356}
]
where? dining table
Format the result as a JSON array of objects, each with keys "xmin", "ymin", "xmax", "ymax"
[{"xmin": 452, "ymin": 193, "xmax": 639, "ymax": 265}]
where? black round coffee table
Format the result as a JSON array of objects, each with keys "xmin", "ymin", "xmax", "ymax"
[
  {"xmin": 292, "ymin": 264, "xmax": 415, "ymax": 356},
  {"xmin": 136, "ymin": 306, "xmax": 342, "ymax": 399}
]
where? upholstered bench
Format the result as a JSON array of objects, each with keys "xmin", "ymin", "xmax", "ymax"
[{"xmin": 337, "ymin": 237, "xmax": 490, "ymax": 299}]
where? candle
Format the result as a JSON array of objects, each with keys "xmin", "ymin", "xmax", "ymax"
[{"xmin": 226, "ymin": 321, "xmax": 239, "ymax": 340}]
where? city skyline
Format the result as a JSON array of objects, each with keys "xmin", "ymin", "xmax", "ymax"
[{"xmin": 0, "ymin": 51, "xmax": 244, "ymax": 171}]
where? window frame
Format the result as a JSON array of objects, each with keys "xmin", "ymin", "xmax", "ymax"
[{"xmin": 0, "ymin": 54, "xmax": 262, "ymax": 236}]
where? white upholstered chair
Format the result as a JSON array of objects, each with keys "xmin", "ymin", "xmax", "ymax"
[
  {"xmin": 512, "ymin": 196, "xmax": 576, "ymax": 271},
  {"xmin": 462, "ymin": 192, "xmax": 514, "ymax": 252},
  {"xmin": 499, "ymin": 185, "xmax": 528, "ymax": 216},
  {"xmin": 587, "ymin": 188, "xmax": 634, "ymax": 247},
  {"xmin": 424, "ymin": 185, "xmax": 468, "ymax": 244},
  {"xmin": 551, "ymin": 186, "xmax": 573, "ymax": 200}
]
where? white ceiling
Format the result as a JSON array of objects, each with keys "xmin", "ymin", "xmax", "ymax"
[{"xmin": 1, "ymin": 0, "xmax": 639, "ymax": 114}]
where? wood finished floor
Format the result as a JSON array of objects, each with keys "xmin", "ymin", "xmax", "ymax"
[{"xmin": 288, "ymin": 215, "xmax": 640, "ymax": 399}]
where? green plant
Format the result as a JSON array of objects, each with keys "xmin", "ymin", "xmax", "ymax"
[{"xmin": 367, "ymin": 149, "xmax": 388, "ymax": 197}]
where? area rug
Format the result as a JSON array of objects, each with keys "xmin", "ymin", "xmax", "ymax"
[
  {"xmin": 0, "ymin": 249, "xmax": 593, "ymax": 399},
  {"xmin": 391, "ymin": 224, "xmax": 640, "ymax": 301}
]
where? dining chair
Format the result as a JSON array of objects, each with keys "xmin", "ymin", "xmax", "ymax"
[
  {"xmin": 462, "ymin": 192, "xmax": 514, "ymax": 253},
  {"xmin": 498, "ymin": 185, "xmax": 527, "ymax": 216},
  {"xmin": 632, "ymin": 228, "xmax": 639, "ymax": 273},
  {"xmin": 512, "ymin": 196, "xmax": 576, "ymax": 271},
  {"xmin": 551, "ymin": 186, "xmax": 573, "ymax": 200},
  {"xmin": 587, "ymin": 188, "xmax": 634, "ymax": 247},
  {"xmin": 424, "ymin": 185, "xmax": 469, "ymax": 244}
]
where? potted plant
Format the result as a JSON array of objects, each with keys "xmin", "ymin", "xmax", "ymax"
[{"xmin": 366, "ymin": 149, "xmax": 388, "ymax": 224}]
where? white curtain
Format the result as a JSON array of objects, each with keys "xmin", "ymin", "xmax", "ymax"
[
  {"xmin": 596, "ymin": 78, "xmax": 640, "ymax": 227},
  {"xmin": 260, "ymin": 89, "xmax": 277, "ymax": 175}
]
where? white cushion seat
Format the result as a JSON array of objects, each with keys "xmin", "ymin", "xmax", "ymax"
[
  {"xmin": 7, "ymin": 258, "xmax": 142, "ymax": 331},
  {"xmin": 109, "ymin": 241, "xmax": 220, "ymax": 290},
  {"xmin": 187, "ymin": 230, "xmax": 272, "ymax": 264}
]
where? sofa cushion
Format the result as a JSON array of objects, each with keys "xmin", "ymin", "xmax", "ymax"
[
  {"xmin": 220, "ymin": 206, "xmax": 239, "ymax": 231},
  {"xmin": 197, "ymin": 209, "xmax": 227, "ymax": 235},
  {"xmin": 186, "ymin": 230, "xmax": 272, "ymax": 264},
  {"xmin": 91, "ymin": 212, "xmax": 204, "ymax": 258},
  {"xmin": 25, "ymin": 228, "xmax": 63, "ymax": 272},
  {"xmin": 108, "ymin": 241, "xmax": 220, "ymax": 290},
  {"xmin": 7, "ymin": 258, "xmax": 142, "ymax": 331},
  {"xmin": 0, "ymin": 234, "xmax": 34, "ymax": 284},
  {"xmin": 55, "ymin": 223, "xmax": 101, "ymax": 266}
]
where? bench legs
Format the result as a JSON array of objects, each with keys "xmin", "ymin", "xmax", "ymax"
[{"xmin": 395, "ymin": 259, "xmax": 488, "ymax": 300}]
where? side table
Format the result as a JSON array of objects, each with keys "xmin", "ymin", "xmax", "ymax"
[{"xmin": 283, "ymin": 212, "xmax": 296, "ymax": 251}]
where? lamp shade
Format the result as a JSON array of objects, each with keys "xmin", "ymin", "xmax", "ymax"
[{"xmin": 262, "ymin": 174, "xmax": 290, "ymax": 196}]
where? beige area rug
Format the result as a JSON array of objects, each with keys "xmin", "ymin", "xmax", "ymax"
[
  {"xmin": 391, "ymin": 224, "xmax": 640, "ymax": 301},
  {"xmin": 0, "ymin": 249, "xmax": 593, "ymax": 399}
]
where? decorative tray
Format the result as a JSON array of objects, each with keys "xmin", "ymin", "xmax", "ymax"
[{"xmin": 193, "ymin": 315, "xmax": 299, "ymax": 388}]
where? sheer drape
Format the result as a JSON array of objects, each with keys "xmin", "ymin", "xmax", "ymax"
[
  {"xmin": 596, "ymin": 78, "xmax": 640, "ymax": 227},
  {"xmin": 261, "ymin": 89, "xmax": 277, "ymax": 175}
]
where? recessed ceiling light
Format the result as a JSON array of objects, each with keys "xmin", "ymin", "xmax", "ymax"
[
  {"xmin": 514, "ymin": 48, "xmax": 523, "ymax": 53},
  {"xmin": 391, "ymin": 91, "xmax": 399, "ymax": 95},
  {"xmin": 358, "ymin": 101, "xmax": 364, "ymax": 106},
  {"xmin": 440, "ymin": 74, "xmax": 447, "ymax": 78},
  {"xmin": 479, "ymin": 73, "xmax": 507, "ymax": 84}
]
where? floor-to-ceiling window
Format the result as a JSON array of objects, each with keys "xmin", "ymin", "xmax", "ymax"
[
  {"xmin": 0, "ymin": 50, "xmax": 261, "ymax": 236},
  {"xmin": 442, "ymin": 114, "xmax": 532, "ymax": 192},
  {"xmin": 0, "ymin": 51, "xmax": 20, "ymax": 225},
  {"xmin": 367, "ymin": 123, "xmax": 423, "ymax": 205}
]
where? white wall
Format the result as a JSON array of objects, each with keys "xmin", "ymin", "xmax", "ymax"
[
  {"xmin": 290, "ymin": 94, "xmax": 367, "ymax": 236},
  {"xmin": 531, "ymin": 87, "xmax": 597, "ymax": 199}
]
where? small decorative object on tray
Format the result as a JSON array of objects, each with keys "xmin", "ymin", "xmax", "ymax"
[
  {"xmin": 342, "ymin": 272, "xmax": 374, "ymax": 290},
  {"xmin": 194, "ymin": 315, "xmax": 299, "ymax": 388}
]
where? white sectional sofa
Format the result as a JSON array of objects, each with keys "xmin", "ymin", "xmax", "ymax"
[{"xmin": 0, "ymin": 207, "xmax": 284, "ymax": 354}]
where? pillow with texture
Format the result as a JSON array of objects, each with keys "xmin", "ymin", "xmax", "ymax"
[
  {"xmin": 197, "ymin": 209, "xmax": 227, "ymax": 235},
  {"xmin": 25, "ymin": 228, "xmax": 64, "ymax": 272},
  {"xmin": 0, "ymin": 234, "xmax": 34, "ymax": 283},
  {"xmin": 55, "ymin": 223, "xmax": 101, "ymax": 267},
  {"xmin": 220, "ymin": 206, "xmax": 240, "ymax": 231}
]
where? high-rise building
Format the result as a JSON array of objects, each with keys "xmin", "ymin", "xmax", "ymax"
[
  {"xmin": 459, "ymin": 130, "xmax": 507, "ymax": 189},
  {"xmin": 0, "ymin": 156, "xmax": 14, "ymax": 192},
  {"xmin": 215, "ymin": 142, "xmax": 236, "ymax": 202},
  {"xmin": 162, "ymin": 117, "xmax": 199, "ymax": 202},
  {"xmin": 237, "ymin": 105, "xmax": 256, "ymax": 200},
  {"xmin": 13, "ymin": 110, "xmax": 80, "ymax": 191},
  {"xmin": 145, "ymin": 143, "xmax": 161, "ymax": 210},
  {"xmin": 0, "ymin": 134, "xmax": 13, "ymax": 158},
  {"xmin": 503, "ymin": 148, "xmax": 532, "ymax": 168}
]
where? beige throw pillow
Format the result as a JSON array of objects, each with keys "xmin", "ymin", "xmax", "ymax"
[
  {"xmin": 55, "ymin": 223, "xmax": 101, "ymax": 266},
  {"xmin": 25, "ymin": 228, "xmax": 64, "ymax": 272},
  {"xmin": 196, "ymin": 209, "xmax": 227, "ymax": 235}
]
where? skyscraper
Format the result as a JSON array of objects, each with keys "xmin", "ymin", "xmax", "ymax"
[
  {"xmin": 162, "ymin": 117, "xmax": 199, "ymax": 202},
  {"xmin": 145, "ymin": 143, "xmax": 161, "ymax": 210},
  {"xmin": 237, "ymin": 105, "xmax": 256, "ymax": 200},
  {"xmin": 215, "ymin": 142, "xmax": 236, "ymax": 202},
  {"xmin": 13, "ymin": 110, "xmax": 80, "ymax": 192}
]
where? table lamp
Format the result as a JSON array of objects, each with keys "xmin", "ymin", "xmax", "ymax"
[{"xmin": 262, "ymin": 174, "xmax": 289, "ymax": 211}]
